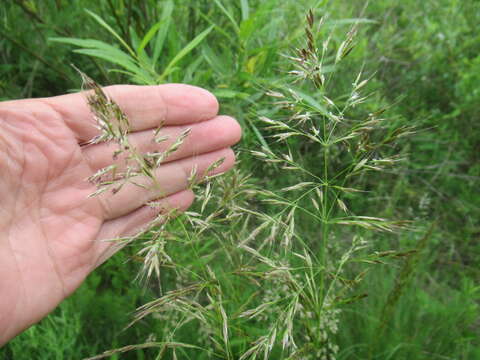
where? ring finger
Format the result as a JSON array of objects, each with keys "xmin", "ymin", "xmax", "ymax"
[{"xmin": 94, "ymin": 147, "xmax": 235, "ymax": 220}]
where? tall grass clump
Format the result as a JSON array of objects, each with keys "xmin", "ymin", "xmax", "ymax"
[{"xmin": 68, "ymin": 7, "xmax": 417, "ymax": 360}]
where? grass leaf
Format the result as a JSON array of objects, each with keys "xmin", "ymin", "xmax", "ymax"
[
  {"xmin": 159, "ymin": 25, "xmax": 214, "ymax": 81},
  {"xmin": 212, "ymin": 0, "xmax": 240, "ymax": 34},
  {"xmin": 240, "ymin": 0, "xmax": 250, "ymax": 21},
  {"xmin": 84, "ymin": 9, "xmax": 136, "ymax": 58},
  {"xmin": 152, "ymin": 0, "xmax": 174, "ymax": 65},
  {"xmin": 73, "ymin": 49, "xmax": 141, "ymax": 75},
  {"xmin": 138, "ymin": 20, "xmax": 164, "ymax": 53}
]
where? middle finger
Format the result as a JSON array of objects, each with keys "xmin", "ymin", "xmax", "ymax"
[{"xmin": 82, "ymin": 115, "xmax": 240, "ymax": 171}]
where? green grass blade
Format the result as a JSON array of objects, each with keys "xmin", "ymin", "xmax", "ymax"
[
  {"xmin": 84, "ymin": 9, "xmax": 136, "ymax": 58},
  {"xmin": 294, "ymin": 89, "xmax": 329, "ymax": 116},
  {"xmin": 240, "ymin": 0, "xmax": 250, "ymax": 21},
  {"xmin": 108, "ymin": 69, "xmax": 155, "ymax": 85},
  {"xmin": 129, "ymin": 26, "xmax": 141, "ymax": 53},
  {"xmin": 201, "ymin": 44, "xmax": 228, "ymax": 75},
  {"xmin": 49, "ymin": 37, "xmax": 138, "ymax": 68},
  {"xmin": 327, "ymin": 18, "xmax": 378, "ymax": 25},
  {"xmin": 152, "ymin": 0, "xmax": 174, "ymax": 65},
  {"xmin": 129, "ymin": 26, "xmax": 153, "ymax": 69},
  {"xmin": 248, "ymin": 119, "xmax": 272, "ymax": 153},
  {"xmin": 212, "ymin": 0, "xmax": 240, "ymax": 34},
  {"xmin": 72, "ymin": 49, "xmax": 142, "ymax": 75},
  {"xmin": 50, "ymin": 37, "xmax": 121, "ymax": 52},
  {"xmin": 197, "ymin": 10, "xmax": 235, "ymax": 44},
  {"xmin": 159, "ymin": 25, "xmax": 214, "ymax": 81},
  {"xmin": 138, "ymin": 20, "xmax": 164, "ymax": 53}
]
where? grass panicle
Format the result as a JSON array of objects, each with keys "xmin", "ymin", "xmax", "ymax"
[
  {"xmin": 3, "ymin": 2, "xmax": 475, "ymax": 360},
  {"xmin": 72, "ymin": 7, "xmax": 418, "ymax": 359}
]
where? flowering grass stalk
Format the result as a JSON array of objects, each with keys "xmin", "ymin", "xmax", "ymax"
[{"xmin": 80, "ymin": 7, "xmax": 413, "ymax": 360}]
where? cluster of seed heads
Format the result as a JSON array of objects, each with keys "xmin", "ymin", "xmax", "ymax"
[{"xmin": 82, "ymin": 7, "xmax": 414, "ymax": 360}]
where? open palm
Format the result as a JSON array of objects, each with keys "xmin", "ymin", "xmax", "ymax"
[{"xmin": 0, "ymin": 84, "xmax": 241, "ymax": 344}]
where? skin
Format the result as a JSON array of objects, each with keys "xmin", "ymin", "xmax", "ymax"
[{"xmin": 0, "ymin": 84, "xmax": 241, "ymax": 345}]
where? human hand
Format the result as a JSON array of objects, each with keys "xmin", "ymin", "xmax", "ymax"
[{"xmin": 0, "ymin": 84, "xmax": 241, "ymax": 345}]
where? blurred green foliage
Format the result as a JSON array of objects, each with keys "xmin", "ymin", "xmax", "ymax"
[{"xmin": 0, "ymin": 0, "xmax": 478, "ymax": 359}]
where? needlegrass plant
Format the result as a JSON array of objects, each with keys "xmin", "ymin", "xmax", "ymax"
[{"xmin": 1, "ymin": 1, "xmax": 478, "ymax": 359}]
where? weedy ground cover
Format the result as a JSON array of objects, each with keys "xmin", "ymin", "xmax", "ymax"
[{"xmin": 1, "ymin": 1, "xmax": 478, "ymax": 359}]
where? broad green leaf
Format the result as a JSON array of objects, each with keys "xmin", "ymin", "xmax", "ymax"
[
  {"xmin": 159, "ymin": 26, "xmax": 214, "ymax": 81},
  {"xmin": 84, "ymin": 9, "xmax": 135, "ymax": 58}
]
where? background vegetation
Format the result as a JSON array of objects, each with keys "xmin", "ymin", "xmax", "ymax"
[{"xmin": 1, "ymin": 0, "xmax": 478, "ymax": 359}]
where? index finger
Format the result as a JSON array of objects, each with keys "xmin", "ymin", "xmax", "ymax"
[{"xmin": 42, "ymin": 84, "xmax": 219, "ymax": 142}]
